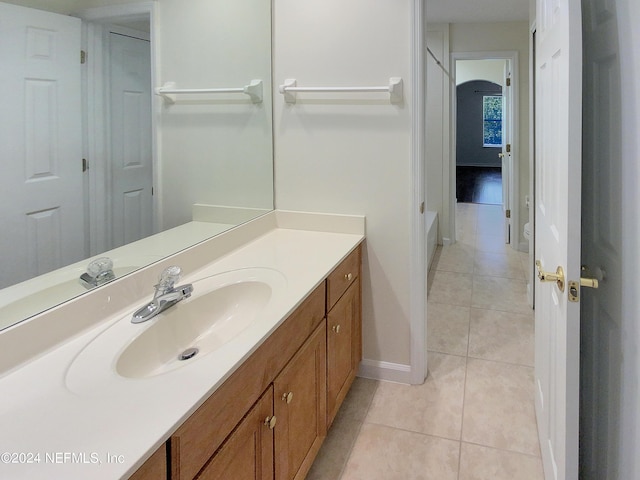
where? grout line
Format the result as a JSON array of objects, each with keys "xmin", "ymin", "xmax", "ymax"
[{"xmin": 460, "ymin": 439, "xmax": 543, "ymax": 459}]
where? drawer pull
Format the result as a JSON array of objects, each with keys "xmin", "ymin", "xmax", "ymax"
[
  {"xmin": 344, "ymin": 273, "xmax": 353, "ymax": 281},
  {"xmin": 281, "ymin": 391, "xmax": 294, "ymax": 404},
  {"xmin": 332, "ymin": 324, "xmax": 341, "ymax": 334},
  {"xmin": 264, "ymin": 416, "xmax": 277, "ymax": 429}
]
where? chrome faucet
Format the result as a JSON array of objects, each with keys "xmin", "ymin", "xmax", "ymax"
[
  {"xmin": 80, "ymin": 257, "xmax": 116, "ymax": 289},
  {"xmin": 131, "ymin": 266, "xmax": 194, "ymax": 324}
]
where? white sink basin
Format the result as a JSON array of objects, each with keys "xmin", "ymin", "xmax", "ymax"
[{"xmin": 65, "ymin": 268, "xmax": 287, "ymax": 393}]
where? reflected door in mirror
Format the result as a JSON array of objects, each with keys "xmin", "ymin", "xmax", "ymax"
[{"xmin": 0, "ymin": 4, "xmax": 84, "ymax": 289}]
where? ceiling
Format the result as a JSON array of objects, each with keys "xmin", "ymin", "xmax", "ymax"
[{"xmin": 426, "ymin": 0, "xmax": 530, "ymax": 23}]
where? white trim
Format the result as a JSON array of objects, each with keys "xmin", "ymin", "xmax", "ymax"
[
  {"xmin": 410, "ymin": 0, "xmax": 427, "ymax": 384},
  {"xmin": 450, "ymin": 51, "xmax": 520, "ymax": 253},
  {"xmin": 358, "ymin": 359, "xmax": 413, "ymax": 384}
]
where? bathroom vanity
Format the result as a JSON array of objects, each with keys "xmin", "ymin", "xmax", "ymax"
[{"xmin": 0, "ymin": 211, "xmax": 364, "ymax": 480}]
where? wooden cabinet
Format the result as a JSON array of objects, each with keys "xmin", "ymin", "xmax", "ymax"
[
  {"xmin": 131, "ymin": 244, "xmax": 363, "ymax": 480},
  {"xmin": 169, "ymin": 285, "xmax": 325, "ymax": 480},
  {"xmin": 197, "ymin": 387, "xmax": 274, "ymax": 480},
  {"xmin": 129, "ymin": 444, "xmax": 167, "ymax": 480},
  {"xmin": 327, "ymin": 278, "xmax": 361, "ymax": 427},
  {"xmin": 274, "ymin": 322, "xmax": 326, "ymax": 480}
]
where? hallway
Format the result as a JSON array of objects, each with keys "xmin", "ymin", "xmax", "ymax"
[{"xmin": 308, "ymin": 203, "xmax": 542, "ymax": 479}]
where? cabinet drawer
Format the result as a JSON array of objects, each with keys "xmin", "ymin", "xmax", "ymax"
[
  {"xmin": 170, "ymin": 283, "xmax": 325, "ymax": 480},
  {"xmin": 326, "ymin": 246, "xmax": 361, "ymax": 311}
]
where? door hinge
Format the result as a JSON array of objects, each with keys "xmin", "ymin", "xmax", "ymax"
[
  {"xmin": 419, "ymin": 201, "xmax": 425, "ymax": 214},
  {"xmin": 506, "ymin": 143, "xmax": 511, "ymax": 153},
  {"xmin": 151, "ymin": 187, "xmax": 154, "ymax": 196},
  {"xmin": 506, "ymin": 77, "xmax": 511, "ymax": 87},
  {"xmin": 506, "ymin": 209, "xmax": 511, "ymax": 219},
  {"xmin": 81, "ymin": 50, "xmax": 87, "ymax": 64},
  {"xmin": 82, "ymin": 158, "xmax": 89, "ymax": 172}
]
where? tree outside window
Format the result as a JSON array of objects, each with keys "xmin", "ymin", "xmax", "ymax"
[{"xmin": 483, "ymin": 95, "xmax": 503, "ymax": 147}]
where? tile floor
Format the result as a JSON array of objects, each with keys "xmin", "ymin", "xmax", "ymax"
[{"xmin": 307, "ymin": 203, "xmax": 543, "ymax": 480}]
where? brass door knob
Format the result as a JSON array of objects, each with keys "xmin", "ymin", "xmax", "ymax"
[
  {"xmin": 281, "ymin": 391, "xmax": 293, "ymax": 404},
  {"xmin": 264, "ymin": 416, "xmax": 277, "ymax": 429},
  {"xmin": 535, "ymin": 260, "xmax": 565, "ymax": 292},
  {"xmin": 344, "ymin": 273, "xmax": 353, "ymax": 281},
  {"xmin": 332, "ymin": 324, "xmax": 341, "ymax": 334}
]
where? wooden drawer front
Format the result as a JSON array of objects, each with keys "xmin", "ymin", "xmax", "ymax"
[
  {"xmin": 326, "ymin": 245, "xmax": 361, "ymax": 311},
  {"xmin": 196, "ymin": 387, "xmax": 274, "ymax": 480},
  {"xmin": 274, "ymin": 321, "xmax": 327, "ymax": 480},
  {"xmin": 129, "ymin": 444, "xmax": 167, "ymax": 480},
  {"xmin": 327, "ymin": 279, "xmax": 361, "ymax": 427},
  {"xmin": 171, "ymin": 283, "xmax": 325, "ymax": 480}
]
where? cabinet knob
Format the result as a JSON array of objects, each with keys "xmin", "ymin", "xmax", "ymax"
[
  {"xmin": 332, "ymin": 324, "xmax": 341, "ymax": 334},
  {"xmin": 344, "ymin": 273, "xmax": 353, "ymax": 281},
  {"xmin": 264, "ymin": 415, "xmax": 277, "ymax": 429},
  {"xmin": 281, "ymin": 391, "xmax": 294, "ymax": 404}
]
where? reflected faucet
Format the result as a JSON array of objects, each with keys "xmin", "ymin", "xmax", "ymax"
[
  {"xmin": 131, "ymin": 266, "xmax": 194, "ymax": 324},
  {"xmin": 79, "ymin": 257, "xmax": 115, "ymax": 289}
]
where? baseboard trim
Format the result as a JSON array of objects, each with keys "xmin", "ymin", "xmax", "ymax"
[
  {"xmin": 357, "ymin": 359, "xmax": 413, "ymax": 384},
  {"xmin": 518, "ymin": 240, "xmax": 530, "ymax": 253}
]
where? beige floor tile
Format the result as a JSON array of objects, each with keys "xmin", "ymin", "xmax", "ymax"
[
  {"xmin": 436, "ymin": 243, "xmax": 475, "ymax": 274},
  {"xmin": 459, "ymin": 443, "xmax": 544, "ymax": 480},
  {"xmin": 456, "ymin": 229, "xmax": 478, "ymax": 248},
  {"xmin": 307, "ymin": 417, "xmax": 362, "ymax": 480},
  {"xmin": 471, "ymin": 275, "xmax": 531, "ymax": 315},
  {"xmin": 427, "ymin": 302, "xmax": 470, "ymax": 356},
  {"xmin": 334, "ymin": 377, "xmax": 379, "ymax": 423},
  {"xmin": 429, "ymin": 271, "xmax": 473, "ymax": 307},
  {"xmin": 474, "ymin": 251, "xmax": 525, "ymax": 279},
  {"xmin": 341, "ymin": 423, "xmax": 460, "ymax": 480},
  {"xmin": 462, "ymin": 359, "xmax": 539, "ymax": 456},
  {"xmin": 308, "ymin": 378, "xmax": 378, "ymax": 479},
  {"xmin": 468, "ymin": 308, "xmax": 534, "ymax": 366},
  {"xmin": 366, "ymin": 353, "xmax": 466, "ymax": 440},
  {"xmin": 475, "ymin": 233, "xmax": 520, "ymax": 256}
]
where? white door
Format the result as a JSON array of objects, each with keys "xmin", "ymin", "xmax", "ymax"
[
  {"xmin": 0, "ymin": 3, "xmax": 83, "ymax": 288},
  {"xmin": 109, "ymin": 32, "xmax": 152, "ymax": 249},
  {"xmin": 579, "ymin": 0, "xmax": 623, "ymax": 476},
  {"xmin": 533, "ymin": 0, "xmax": 583, "ymax": 478},
  {"xmin": 501, "ymin": 65, "xmax": 512, "ymax": 243}
]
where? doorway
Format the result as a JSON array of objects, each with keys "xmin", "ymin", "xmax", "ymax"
[
  {"xmin": 450, "ymin": 52, "xmax": 519, "ymax": 248},
  {"xmin": 81, "ymin": 4, "xmax": 156, "ymax": 257}
]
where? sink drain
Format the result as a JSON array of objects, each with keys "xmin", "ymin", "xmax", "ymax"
[{"xmin": 178, "ymin": 347, "xmax": 199, "ymax": 361}]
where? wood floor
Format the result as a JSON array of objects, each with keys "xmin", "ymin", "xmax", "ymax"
[{"xmin": 456, "ymin": 166, "xmax": 502, "ymax": 205}]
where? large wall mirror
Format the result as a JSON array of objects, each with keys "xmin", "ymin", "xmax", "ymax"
[{"xmin": 0, "ymin": 0, "xmax": 274, "ymax": 330}]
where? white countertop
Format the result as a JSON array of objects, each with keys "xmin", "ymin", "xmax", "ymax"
[{"xmin": 0, "ymin": 211, "xmax": 364, "ymax": 479}]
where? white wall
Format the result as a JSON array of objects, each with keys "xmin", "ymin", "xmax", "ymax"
[
  {"xmin": 456, "ymin": 59, "xmax": 506, "ymax": 86},
  {"xmin": 615, "ymin": 0, "xmax": 640, "ymax": 476},
  {"xmin": 156, "ymin": 0, "xmax": 273, "ymax": 229},
  {"xmin": 273, "ymin": 0, "xmax": 415, "ymax": 370},
  {"xmin": 450, "ymin": 22, "xmax": 530, "ymax": 250}
]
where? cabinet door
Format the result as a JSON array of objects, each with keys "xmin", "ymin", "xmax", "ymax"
[
  {"xmin": 197, "ymin": 386, "xmax": 274, "ymax": 480},
  {"xmin": 274, "ymin": 321, "xmax": 327, "ymax": 480},
  {"xmin": 327, "ymin": 278, "xmax": 361, "ymax": 427}
]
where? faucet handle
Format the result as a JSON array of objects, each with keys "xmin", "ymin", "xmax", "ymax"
[
  {"xmin": 157, "ymin": 266, "xmax": 182, "ymax": 290},
  {"xmin": 87, "ymin": 257, "xmax": 114, "ymax": 277}
]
